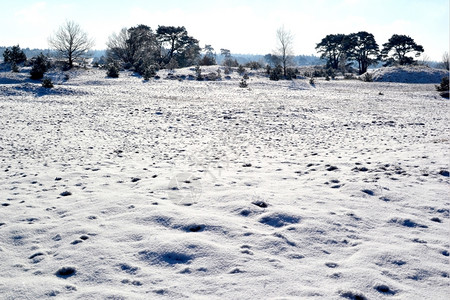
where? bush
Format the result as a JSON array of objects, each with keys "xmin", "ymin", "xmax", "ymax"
[
  {"xmin": 436, "ymin": 76, "xmax": 449, "ymax": 98},
  {"xmin": 194, "ymin": 65, "xmax": 203, "ymax": 80},
  {"xmin": 344, "ymin": 73, "xmax": 356, "ymax": 80},
  {"xmin": 223, "ymin": 57, "xmax": 239, "ymax": 68},
  {"xmin": 269, "ymin": 65, "xmax": 282, "ymax": 81},
  {"xmin": 224, "ymin": 67, "xmax": 232, "ymax": 75},
  {"xmin": 143, "ymin": 65, "xmax": 156, "ymax": 80},
  {"xmin": 3, "ymin": 45, "xmax": 27, "ymax": 65},
  {"xmin": 286, "ymin": 68, "xmax": 297, "ymax": 80},
  {"xmin": 42, "ymin": 77, "xmax": 54, "ymax": 88},
  {"xmin": 30, "ymin": 53, "xmax": 50, "ymax": 80},
  {"xmin": 239, "ymin": 79, "xmax": 248, "ymax": 88},
  {"xmin": 309, "ymin": 77, "xmax": 315, "ymax": 85},
  {"xmin": 11, "ymin": 62, "xmax": 19, "ymax": 73},
  {"xmin": 237, "ymin": 65, "xmax": 245, "ymax": 75},
  {"xmin": 199, "ymin": 55, "xmax": 216, "ymax": 66},
  {"xmin": 245, "ymin": 61, "xmax": 262, "ymax": 70},
  {"xmin": 361, "ymin": 72, "xmax": 373, "ymax": 82},
  {"xmin": 243, "ymin": 73, "xmax": 249, "ymax": 80},
  {"xmin": 106, "ymin": 63, "xmax": 119, "ymax": 78},
  {"xmin": 205, "ymin": 72, "xmax": 219, "ymax": 81}
]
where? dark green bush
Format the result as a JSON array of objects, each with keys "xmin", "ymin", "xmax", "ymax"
[
  {"xmin": 106, "ymin": 63, "xmax": 119, "ymax": 78},
  {"xmin": 42, "ymin": 77, "xmax": 54, "ymax": 88},
  {"xmin": 30, "ymin": 53, "xmax": 50, "ymax": 80},
  {"xmin": 239, "ymin": 79, "xmax": 248, "ymax": 88},
  {"xmin": 436, "ymin": 76, "xmax": 449, "ymax": 98}
]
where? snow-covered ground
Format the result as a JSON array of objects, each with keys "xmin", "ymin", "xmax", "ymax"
[{"xmin": 0, "ymin": 66, "xmax": 449, "ymax": 299}]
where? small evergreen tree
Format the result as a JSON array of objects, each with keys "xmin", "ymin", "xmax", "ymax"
[
  {"xmin": 30, "ymin": 53, "xmax": 50, "ymax": 80},
  {"xmin": 239, "ymin": 79, "xmax": 248, "ymax": 88},
  {"xmin": 3, "ymin": 45, "xmax": 27, "ymax": 64},
  {"xmin": 11, "ymin": 62, "xmax": 19, "ymax": 73},
  {"xmin": 436, "ymin": 77, "xmax": 449, "ymax": 98},
  {"xmin": 106, "ymin": 62, "xmax": 120, "ymax": 78},
  {"xmin": 269, "ymin": 65, "xmax": 283, "ymax": 81},
  {"xmin": 237, "ymin": 65, "xmax": 245, "ymax": 75},
  {"xmin": 42, "ymin": 77, "xmax": 54, "ymax": 88}
]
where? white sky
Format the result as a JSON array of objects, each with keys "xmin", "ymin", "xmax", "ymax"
[{"xmin": 1, "ymin": 0, "xmax": 449, "ymax": 61}]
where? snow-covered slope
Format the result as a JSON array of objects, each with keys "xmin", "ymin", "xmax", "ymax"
[
  {"xmin": 369, "ymin": 65, "xmax": 448, "ymax": 84},
  {"xmin": 0, "ymin": 67, "xmax": 449, "ymax": 299}
]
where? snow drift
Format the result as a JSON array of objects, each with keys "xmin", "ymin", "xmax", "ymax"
[{"xmin": 368, "ymin": 65, "xmax": 448, "ymax": 84}]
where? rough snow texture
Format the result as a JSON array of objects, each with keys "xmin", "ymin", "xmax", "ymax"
[
  {"xmin": 369, "ymin": 65, "xmax": 448, "ymax": 84},
  {"xmin": 0, "ymin": 66, "xmax": 449, "ymax": 299}
]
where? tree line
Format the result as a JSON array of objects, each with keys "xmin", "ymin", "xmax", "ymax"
[
  {"xmin": 316, "ymin": 31, "xmax": 426, "ymax": 74},
  {"xmin": 2, "ymin": 20, "xmax": 449, "ymax": 81}
]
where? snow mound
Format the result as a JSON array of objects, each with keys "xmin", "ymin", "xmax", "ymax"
[{"xmin": 369, "ymin": 66, "xmax": 448, "ymax": 84}]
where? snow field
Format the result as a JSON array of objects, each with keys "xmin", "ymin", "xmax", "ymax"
[{"xmin": 0, "ymin": 67, "xmax": 449, "ymax": 299}]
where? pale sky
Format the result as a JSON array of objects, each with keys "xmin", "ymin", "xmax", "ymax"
[{"xmin": 1, "ymin": 0, "xmax": 448, "ymax": 61}]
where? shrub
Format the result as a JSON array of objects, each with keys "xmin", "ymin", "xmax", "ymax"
[
  {"xmin": 313, "ymin": 68, "xmax": 326, "ymax": 77},
  {"xmin": 237, "ymin": 65, "xmax": 245, "ymax": 75},
  {"xmin": 106, "ymin": 63, "xmax": 119, "ymax": 78},
  {"xmin": 362, "ymin": 72, "xmax": 373, "ymax": 82},
  {"xmin": 30, "ymin": 53, "xmax": 50, "ymax": 80},
  {"xmin": 266, "ymin": 65, "xmax": 272, "ymax": 75},
  {"xmin": 243, "ymin": 73, "xmax": 249, "ymax": 80},
  {"xmin": 205, "ymin": 72, "xmax": 219, "ymax": 81},
  {"xmin": 42, "ymin": 77, "xmax": 54, "ymax": 88},
  {"xmin": 325, "ymin": 75, "xmax": 330, "ymax": 81},
  {"xmin": 344, "ymin": 73, "xmax": 356, "ymax": 80},
  {"xmin": 286, "ymin": 68, "xmax": 296, "ymax": 80},
  {"xmin": 309, "ymin": 77, "xmax": 315, "ymax": 85},
  {"xmin": 143, "ymin": 65, "xmax": 156, "ymax": 80},
  {"xmin": 245, "ymin": 61, "xmax": 262, "ymax": 70},
  {"xmin": 194, "ymin": 65, "xmax": 203, "ymax": 80},
  {"xmin": 3, "ymin": 45, "xmax": 27, "ymax": 64},
  {"xmin": 239, "ymin": 79, "xmax": 248, "ymax": 88},
  {"xmin": 199, "ymin": 55, "xmax": 216, "ymax": 66},
  {"xmin": 436, "ymin": 76, "xmax": 449, "ymax": 98},
  {"xmin": 11, "ymin": 62, "xmax": 19, "ymax": 73},
  {"xmin": 269, "ymin": 65, "xmax": 282, "ymax": 81},
  {"xmin": 224, "ymin": 67, "xmax": 231, "ymax": 75},
  {"xmin": 223, "ymin": 57, "xmax": 239, "ymax": 68}
]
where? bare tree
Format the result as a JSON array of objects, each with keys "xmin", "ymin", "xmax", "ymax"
[
  {"xmin": 442, "ymin": 52, "xmax": 449, "ymax": 70},
  {"xmin": 48, "ymin": 20, "xmax": 94, "ymax": 68},
  {"xmin": 106, "ymin": 27, "xmax": 132, "ymax": 64},
  {"xmin": 275, "ymin": 26, "xmax": 294, "ymax": 77}
]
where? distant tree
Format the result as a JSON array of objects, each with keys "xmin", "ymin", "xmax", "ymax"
[
  {"xmin": 245, "ymin": 61, "xmax": 263, "ymax": 70},
  {"xmin": 381, "ymin": 34, "xmax": 424, "ymax": 66},
  {"xmin": 442, "ymin": 52, "xmax": 449, "ymax": 70},
  {"xmin": 48, "ymin": 20, "xmax": 94, "ymax": 68},
  {"xmin": 264, "ymin": 54, "xmax": 281, "ymax": 67},
  {"xmin": 220, "ymin": 49, "xmax": 231, "ymax": 58},
  {"xmin": 157, "ymin": 26, "xmax": 200, "ymax": 68},
  {"xmin": 127, "ymin": 25, "xmax": 160, "ymax": 73},
  {"xmin": 106, "ymin": 27, "xmax": 133, "ymax": 66},
  {"xmin": 200, "ymin": 44, "xmax": 216, "ymax": 65},
  {"xmin": 315, "ymin": 34, "xmax": 347, "ymax": 69},
  {"xmin": 345, "ymin": 31, "xmax": 379, "ymax": 74},
  {"xmin": 3, "ymin": 45, "xmax": 27, "ymax": 64},
  {"xmin": 30, "ymin": 53, "xmax": 50, "ymax": 80},
  {"xmin": 274, "ymin": 26, "xmax": 295, "ymax": 78}
]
